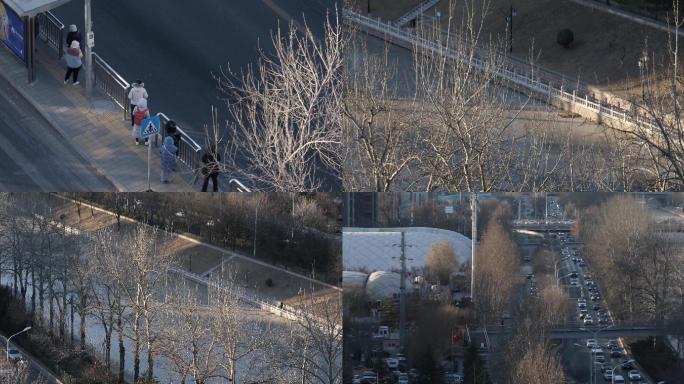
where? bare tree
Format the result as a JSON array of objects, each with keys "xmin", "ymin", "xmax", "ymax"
[
  {"xmin": 606, "ymin": 0, "xmax": 684, "ymax": 190},
  {"xmin": 208, "ymin": 277, "xmax": 272, "ymax": 383},
  {"xmin": 281, "ymin": 292, "xmax": 343, "ymax": 384},
  {"xmin": 341, "ymin": 40, "xmax": 424, "ymax": 191},
  {"xmin": 211, "ymin": 12, "xmax": 346, "ymax": 191},
  {"xmin": 512, "ymin": 343, "xmax": 564, "ymax": 384},
  {"xmin": 425, "ymin": 241, "xmax": 457, "ymax": 285},
  {"xmin": 159, "ymin": 283, "xmax": 223, "ymax": 384},
  {"xmin": 474, "ymin": 218, "xmax": 520, "ymax": 324}
]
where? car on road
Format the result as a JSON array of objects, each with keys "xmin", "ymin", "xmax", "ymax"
[
  {"xmin": 7, "ymin": 349, "xmax": 22, "ymax": 362},
  {"xmin": 621, "ymin": 361, "xmax": 635, "ymax": 370},
  {"xmin": 586, "ymin": 338, "xmax": 598, "ymax": 348},
  {"xmin": 592, "ymin": 349, "xmax": 605, "ymax": 362},
  {"xmin": 583, "ymin": 315, "xmax": 594, "ymax": 325},
  {"xmin": 386, "ymin": 358, "xmax": 399, "ymax": 369},
  {"xmin": 443, "ymin": 373, "xmax": 464, "ymax": 384},
  {"xmin": 627, "ymin": 370, "xmax": 641, "ymax": 381},
  {"xmin": 361, "ymin": 371, "xmax": 378, "ymax": 384},
  {"xmin": 613, "ymin": 375, "xmax": 626, "ymax": 384},
  {"xmin": 397, "ymin": 373, "xmax": 409, "ymax": 384},
  {"xmin": 604, "ymin": 369, "xmax": 614, "ymax": 381},
  {"xmin": 570, "ymin": 279, "xmax": 579, "ymax": 286},
  {"xmin": 610, "ymin": 347, "xmax": 622, "ymax": 358}
]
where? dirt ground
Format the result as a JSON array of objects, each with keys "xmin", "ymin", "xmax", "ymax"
[
  {"xmin": 430, "ymin": 0, "xmax": 672, "ymax": 100},
  {"xmin": 351, "ymin": 0, "xmax": 674, "ymax": 101},
  {"xmin": 350, "ymin": 0, "xmax": 422, "ymax": 19}
]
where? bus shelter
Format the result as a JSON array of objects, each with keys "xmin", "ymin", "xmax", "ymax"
[{"xmin": 1, "ymin": 0, "xmax": 73, "ymax": 82}]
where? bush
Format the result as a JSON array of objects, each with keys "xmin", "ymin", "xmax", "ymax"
[
  {"xmin": 557, "ymin": 28, "xmax": 574, "ymax": 48},
  {"xmin": 265, "ymin": 277, "xmax": 274, "ymax": 287}
]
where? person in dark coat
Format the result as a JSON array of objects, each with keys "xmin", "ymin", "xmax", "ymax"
[
  {"xmin": 165, "ymin": 120, "xmax": 182, "ymax": 156},
  {"xmin": 201, "ymin": 144, "xmax": 221, "ymax": 192},
  {"xmin": 66, "ymin": 24, "xmax": 82, "ymax": 47}
]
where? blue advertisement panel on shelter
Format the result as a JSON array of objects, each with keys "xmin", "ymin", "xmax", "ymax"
[{"xmin": 0, "ymin": 1, "xmax": 25, "ymax": 61}]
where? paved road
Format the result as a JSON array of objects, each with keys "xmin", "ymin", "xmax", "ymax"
[
  {"xmin": 52, "ymin": 0, "xmax": 336, "ymax": 139},
  {"xmin": 0, "ymin": 75, "xmax": 116, "ymax": 191},
  {"xmin": 0, "ymin": 334, "xmax": 61, "ymax": 384}
]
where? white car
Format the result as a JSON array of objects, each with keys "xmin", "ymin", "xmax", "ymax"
[
  {"xmin": 7, "ymin": 349, "xmax": 22, "ymax": 362},
  {"xmin": 614, "ymin": 374, "xmax": 626, "ymax": 384},
  {"xmin": 628, "ymin": 370, "xmax": 642, "ymax": 381},
  {"xmin": 586, "ymin": 338, "xmax": 598, "ymax": 348},
  {"xmin": 385, "ymin": 358, "xmax": 398, "ymax": 369},
  {"xmin": 604, "ymin": 369, "xmax": 613, "ymax": 381},
  {"xmin": 583, "ymin": 315, "xmax": 594, "ymax": 325}
]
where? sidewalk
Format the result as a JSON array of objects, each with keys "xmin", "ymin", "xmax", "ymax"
[{"xmin": 0, "ymin": 42, "xmax": 198, "ymax": 192}]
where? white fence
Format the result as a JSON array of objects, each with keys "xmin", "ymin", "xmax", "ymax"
[
  {"xmin": 345, "ymin": 10, "xmax": 659, "ymax": 132},
  {"xmin": 394, "ymin": 0, "xmax": 441, "ymax": 27}
]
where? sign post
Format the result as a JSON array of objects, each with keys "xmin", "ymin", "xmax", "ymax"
[{"xmin": 140, "ymin": 114, "xmax": 161, "ymax": 191}]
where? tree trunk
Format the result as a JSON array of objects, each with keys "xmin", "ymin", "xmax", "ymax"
[
  {"xmin": 133, "ymin": 310, "xmax": 141, "ymax": 382},
  {"xmin": 117, "ymin": 311, "xmax": 125, "ymax": 384},
  {"xmin": 79, "ymin": 295, "xmax": 87, "ymax": 352}
]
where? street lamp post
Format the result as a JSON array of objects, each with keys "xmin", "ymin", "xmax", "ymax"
[
  {"xmin": 580, "ymin": 325, "xmax": 614, "ymax": 384},
  {"xmin": 506, "ymin": 4, "xmax": 517, "ymax": 53},
  {"xmin": 6, "ymin": 326, "xmax": 31, "ymax": 360},
  {"xmin": 612, "ymin": 359, "xmax": 633, "ymax": 384}
]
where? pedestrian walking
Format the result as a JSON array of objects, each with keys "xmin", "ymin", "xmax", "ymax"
[
  {"xmin": 160, "ymin": 136, "xmax": 178, "ymax": 183},
  {"xmin": 66, "ymin": 24, "xmax": 82, "ymax": 47},
  {"xmin": 63, "ymin": 40, "xmax": 83, "ymax": 85},
  {"xmin": 165, "ymin": 120, "xmax": 182, "ymax": 155},
  {"xmin": 131, "ymin": 98, "xmax": 150, "ymax": 146},
  {"xmin": 128, "ymin": 80, "xmax": 148, "ymax": 127},
  {"xmin": 201, "ymin": 144, "xmax": 221, "ymax": 192}
]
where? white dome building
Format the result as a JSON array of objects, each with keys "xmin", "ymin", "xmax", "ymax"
[
  {"xmin": 343, "ymin": 227, "xmax": 472, "ymax": 272},
  {"xmin": 342, "ymin": 271, "xmax": 369, "ymax": 292},
  {"xmin": 365, "ymin": 271, "xmax": 414, "ymax": 301}
]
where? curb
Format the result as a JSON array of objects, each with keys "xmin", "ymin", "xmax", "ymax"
[{"xmin": 0, "ymin": 45, "xmax": 123, "ymax": 192}]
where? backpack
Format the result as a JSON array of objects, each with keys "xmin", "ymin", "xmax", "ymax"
[{"xmin": 133, "ymin": 107, "xmax": 147, "ymax": 126}]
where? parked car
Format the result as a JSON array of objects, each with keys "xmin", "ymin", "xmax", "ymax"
[
  {"xmin": 397, "ymin": 373, "xmax": 409, "ymax": 384},
  {"xmin": 584, "ymin": 315, "xmax": 594, "ymax": 325},
  {"xmin": 593, "ymin": 303, "xmax": 601, "ymax": 310},
  {"xmin": 7, "ymin": 349, "xmax": 22, "ymax": 362},
  {"xmin": 586, "ymin": 339, "xmax": 598, "ymax": 348}
]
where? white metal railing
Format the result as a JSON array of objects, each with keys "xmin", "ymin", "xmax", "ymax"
[
  {"xmin": 37, "ymin": 11, "xmax": 64, "ymax": 58},
  {"xmin": 345, "ymin": 10, "xmax": 659, "ymax": 132},
  {"xmin": 92, "ymin": 52, "xmax": 130, "ymax": 118},
  {"xmin": 228, "ymin": 178, "xmax": 251, "ymax": 192},
  {"xmin": 157, "ymin": 113, "xmax": 202, "ymax": 170},
  {"xmin": 394, "ymin": 0, "xmax": 441, "ymax": 27},
  {"xmin": 41, "ymin": 12, "xmax": 211, "ymax": 181}
]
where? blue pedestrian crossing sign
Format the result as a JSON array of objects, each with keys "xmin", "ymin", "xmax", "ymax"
[{"xmin": 140, "ymin": 114, "xmax": 161, "ymax": 138}]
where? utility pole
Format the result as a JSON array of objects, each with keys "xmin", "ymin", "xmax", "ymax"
[
  {"xmin": 253, "ymin": 200, "xmax": 258, "ymax": 258},
  {"xmin": 470, "ymin": 193, "xmax": 478, "ymax": 303},
  {"xmin": 399, "ymin": 231, "xmax": 407, "ymax": 353},
  {"xmin": 84, "ymin": 0, "xmax": 94, "ymax": 99}
]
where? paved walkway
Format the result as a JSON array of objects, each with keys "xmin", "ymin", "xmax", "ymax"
[{"xmin": 0, "ymin": 42, "xmax": 198, "ymax": 192}]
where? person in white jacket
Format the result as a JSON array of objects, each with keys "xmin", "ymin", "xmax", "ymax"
[
  {"xmin": 63, "ymin": 40, "xmax": 83, "ymax": 85},
  {"xmin": 128, "ymin": 80, "xmax": 148, "ymax": 127}
]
